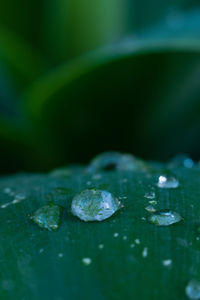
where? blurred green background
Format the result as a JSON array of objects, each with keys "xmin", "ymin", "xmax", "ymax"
[{"xmin": 0, "ymin": 0, "xmax": 200, "ymax": 173}]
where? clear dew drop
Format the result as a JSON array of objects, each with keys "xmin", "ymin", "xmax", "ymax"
[
  {"xmin": 82, "ymin": 258, "xmax": 92, "ymax": 266},
  {"xmin": 162, "ymin": 259, "xmax": 172, "ymax": 267},
  {"xmin": 148, "ymin": 210, "xmax": 182, "ymax": 226},
  {"xmin": 71, "ymin": 189, "xmax": 120, "ymax": 222},
  {"xmin": 142, "ymin": 247, "xmax": 148, "ymax": 258},
  {"xmin": 144, "ymin": 192, "xmax": 156, "ymax": 199},
  {"xmin": 30, "ymin": 203, "xmax": 63, "ymax": 231},
  {"xmin": 186, "ymin": 280, "xmax": 200, "ymax": 300},
  {"xmin": 145, "ymin": 205, "xmax": 156, "ymax": 213},
  {"xmin": 87, "ymin": 152, "xmax": 149, "ymax": 172},
  {"xmin": 157, "ymin": 175, "xmax": 179, "ymax": 189}
]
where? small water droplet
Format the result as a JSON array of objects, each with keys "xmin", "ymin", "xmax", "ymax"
[
  {"xmin": 142, "ymin": 247, "xmax": 148, "ymax": 258},
  {"xmin": 186, "ymin": 280, "xmax": 200, "ymax": 299},
  {"xmin": 130, "ymin": 244, "xmax": 135, "ymax": 248},
  {"xmin": 58, "ymin": 253, "xmax": 63, "ymax": 258},
  {"xmin": 135, "ymin": 239, "xmax": 140, "ymax": 244},
  {"xmin": 123, "ymin": 235, "xmax": 127, "ymax": 240},
  {"xmin": 114, "ymin": 232, "xmax": 119, "ymax": 238},
  {"xmin": 39, "ymin": 248, "xmax": 44, "ymax": 254},
  {"xmin": 145, "ymin": 205, "xmax": 156, "ymax": 213},
  {"xmin": 162, "ymin": 259, "xmax": 172, "ymax": 267},
  {"xmin": 144, "ymin": 192, "xmax": 156, "ymax": 199},
  {"xmin": 148, "ymin": 210, "xmax": 182, "ymax": 226},
  {"xmin": 82, "ymin": 258, "xmax": 92, "ymax": 266},
  {"xmin": 71, "ymin": 189, "xmax": 120, "ymax": 222},
  {"xmin": 157, "ymin": 175, "xmax": 179, "ymax": 189},
  {"xmin": 30, "ymin": 203, "xmax": 63, "ymax": 231},
  {"xmin": 149, "ymin": 200, "xmax": 157, "ymax": 205},
  {"xmin": 87, "ymin": 152, "xmax": 149, "ymax": 172},
  {"xmin": 98, "ymin": 244, "xmax": 104, "ymax": 249}
]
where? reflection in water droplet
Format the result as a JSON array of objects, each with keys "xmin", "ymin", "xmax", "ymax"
[
  {"xmin": 87, "ymin": 152, "xmax": 149, "ymax": 172},
  {"xmin": 144, "ymin": 192, "xmax": 156, "ymax": 199},
  {"xmin": 186, "ymin": 280, "xmax": 200, "ymax": 299},
  {"xmin": 114, "ymin": 232, "xmax": 119, "ymax": 238},
  {"xmin": 82, "ymin": 258, "xmax": 92, "ymax": 266},
  {"xmin": 135, "ymin": 239, "xmax": 140, "ymax": 245},
  {"xmin": 157, "ymin": 175, "xmax": 179, "ymax": 189},
  {"xmin": 71, "ymin": 189, "xmax": 119, "ymax": 222},
  {"xmin": 30, "ymin": 203, "xmax": 63, "ymax": 231},
  {"xmin": 145, "ymin": 205, "xmax": 156, "ymax": 213},
  {"xmin": 148, "ymin": 210, "xmax": 182, "ymax": 226}
]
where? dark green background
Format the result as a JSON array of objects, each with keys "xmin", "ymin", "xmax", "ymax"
[{"xmin": 0, "ymin": 1, "xmax": 200, "ymax": 173}]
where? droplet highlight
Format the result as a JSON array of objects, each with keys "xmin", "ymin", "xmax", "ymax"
[
  {"xmin": 148, "ymin": 210, "xmax": 182, "ymax": 226},
  {"xmin": 71, "ymin": 189, "xmax": 120, "ymax": 222}
]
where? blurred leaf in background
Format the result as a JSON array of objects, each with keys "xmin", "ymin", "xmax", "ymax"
[{"xmin": 0, "ymin": 1, "xmax": 200, "ymax": 173}]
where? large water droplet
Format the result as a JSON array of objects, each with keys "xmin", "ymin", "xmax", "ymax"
[
  {"xmin": 87, "ymin": 152, "xmax": 148, "ymax": 172},
  {"xmin": 30, "ymin": 203, "xmax": 63, "ymax": 231},
  {"xmin": 168, "ymin": 154, "xmax": 194, "ymax": 169},
  {"xmin": 148, "ymin": 210, "xmax": 182, "ymax": 226},
  {"xmin": 71, "ymin": 189, "xmax": 119, "ymax": 222},
  {"xmin": 157, "ymin": 175, "xmax": 179, "ymax": 189},
  {"xmin": 186, "ymin": 280, "xmax": 200, "ymax": 299}
]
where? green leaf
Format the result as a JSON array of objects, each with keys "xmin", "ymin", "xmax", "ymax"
[
  {"xmin": 0, "ymin": 26, "xmax": 45, "ymax": 86},
  {"xmin": 45, "ymin": 0, "xmax": 126, "ymax": 60},
  {"xmin": 23, "ymin": 10, "xmax": 200, "ymax": 168},
  {"xmin": 0, "ymin": 164, "xmax": 199, "ymax": 299}
]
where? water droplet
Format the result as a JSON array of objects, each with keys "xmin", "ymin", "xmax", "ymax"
[
  {"xmin": 186, "ymin": 280, "xmax": 200, "ymax": 299},
  {"xmin": 157, "ymin": 175, "xmax": 179, "ymax": 189},
  {"xmin": 130, "ymin": 244, "xmax": 135, "ymax": 248},
  {"xmin": 135, "ymin": 239, "xmax": 140, "ymax": 244},
  {"xmin": 98, "ymin": 244, "xmax": 104, "ymax": 249},
  {"xmin": 58, "ymin": 253, "xmax": 63, "ymax": 258},
  {"xmin": 144, "ymin": 192, "xmax": 156, "ymax": 199},
  {"xmin": 82, "ymin": 258, "xmax": 92, "ymax": 266},
  {"xmin": 142, "ymin": 247, "xmax": 148, "ymax": 258},
  {"xmin": 39, "ymin": 248, "xmax": 44, "ymax": 254},
  {"xmin": 145, "ymin": 205, "xmax": 156, "ymax": 213},
  {"xmin": 71, "ymin": 189, "xmax": 120, "ymax": 222},
  {"xmin": 149, "ymin": 200, "xmax": 157, "ymax": 205},
  {"xmin": 87, "ymin": 152, "xmax": 149, "ymax": 172},
  {"xmin": 168, "ymin": 154, "xmax": 194, "ymax": 169},
  {"xmin": 114, "ymin": 232, "xmax": 119, "ymax": 238},
  {"xmin": 30, "ymin": 203, "xmax": 63, "ymax": 231},
  {"xmin": 162, "ymin": 259, "xmax": 172, "ymax": 267},
  {"xmin": 123, "ymin": 235, "xmax": 127, "ymax": 240},
  {"xmin": 148, "ymin": 210, "xmax": 182, "ymax": 226}
]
